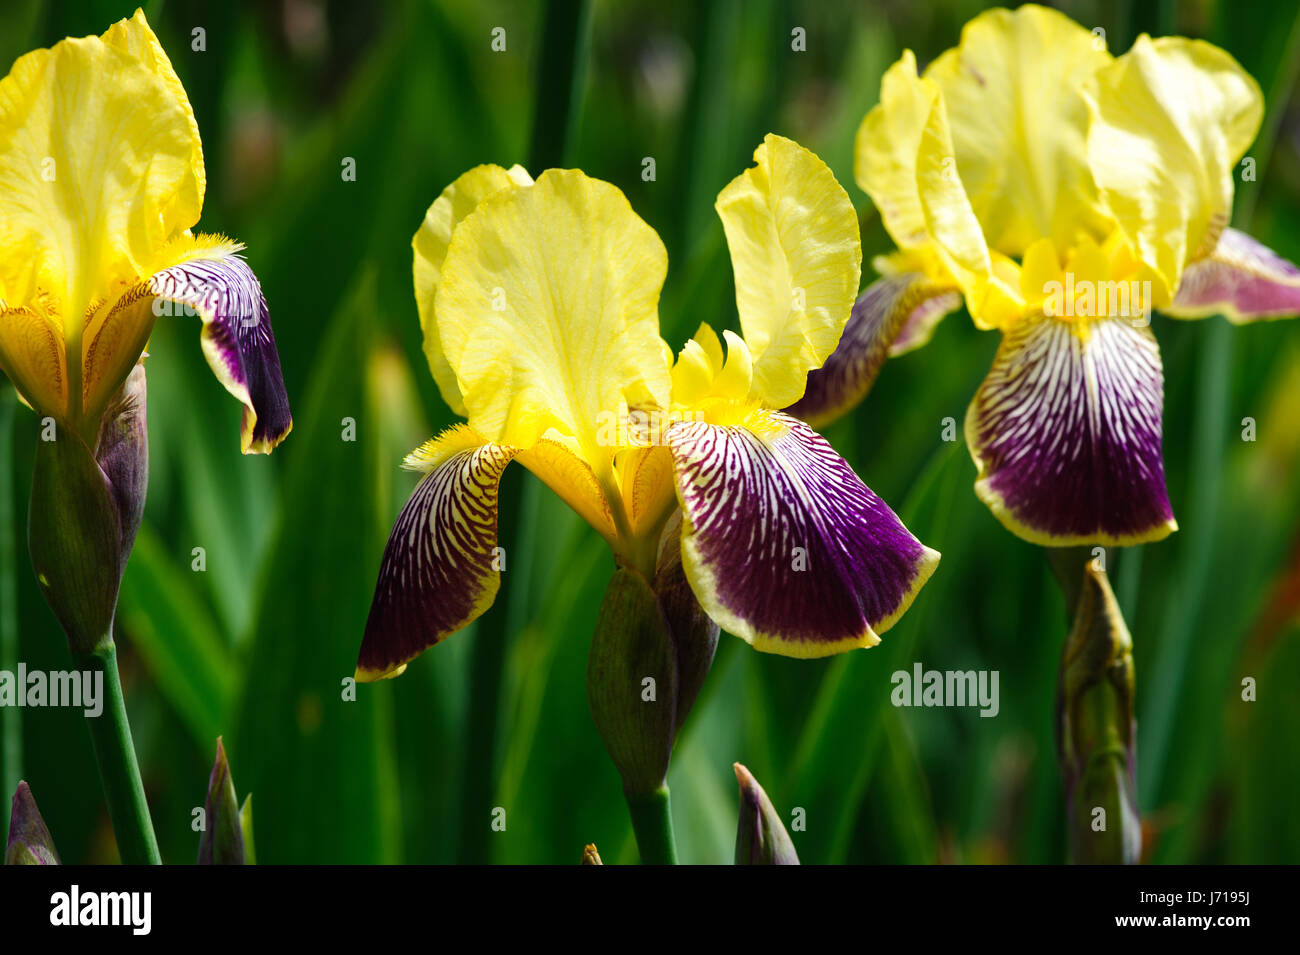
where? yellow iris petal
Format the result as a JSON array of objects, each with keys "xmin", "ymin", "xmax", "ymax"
[
  {"xmin": 412, "ymin": 163, "xmax": 532, "ymax": 416},
  {"xmin": 856, "ymin": 51, "xmax": 993, "ymax": 325},
  {"xmin": 924, "ymin": 4, "xmax": 1113, "ymax": 257},
  {"xmin": 1085, "ymin": 35, "xmax": 1263, "ymax": 302},
  {"xmin": 0, "ymin": 9, "xmax": 203, "ymax": 334},
  {"xmin": 435, "ymin": 168, "xmax": 672, "ymax": 464},
  {"xmin": 715, "ymin": 134, "xmax": 862, "ymax": 409}
]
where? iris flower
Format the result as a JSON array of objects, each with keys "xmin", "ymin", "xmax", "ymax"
[
  {"xmin": 793, "ymin": 4, "xmax": 1300, "ymax": 546},
  {"xmin": 0, "ymin": 10, "xmax": 291, "ymax": 454},
  {"xmin": 357, "ymin": 134, "xmax": 939, "ymax": 680}
]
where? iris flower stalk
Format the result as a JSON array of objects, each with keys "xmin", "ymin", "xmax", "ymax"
[
  {"xmin": 0, "ymin": 11, "xmax": 292, "ymax": 863},
  {"xmin": 796, "ymin": 4, "xmax": 1300, "ymax": 862},
  {"xmin": 357, "ymin": 135, "xmax": 939, "ymax": 862}
]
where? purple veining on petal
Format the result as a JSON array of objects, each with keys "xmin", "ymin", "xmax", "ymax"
[
  {"xmin": 668, "ymin": 410, "xmax": 937, "ymax": 653},
  {"xmin": 787, "ymin": 274, "xmax": 961, "ymax": 429},
  {"xmin": 149, "ymin": 253, "xmax": 292, "ymax": 453},
  {"xmin": 966, "ymin": 315, "xmax": 1174, "ymax": 544},
  {"xmin": 1170, "ymin": 227, "xmax": 1300, "ymax": 321},
  {"xmin": 356, "ymin": 442, "xmax": 516, "ymax": 680}
]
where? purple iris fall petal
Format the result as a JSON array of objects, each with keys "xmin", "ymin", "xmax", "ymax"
[
  {"xmin": 666, "ymin": 410, "xmax": 939, "ymax": 657},
  {"xmin": 356, "ymin": 440, "xmax": 517, "ymax": 681},
  {"xmin": 966, "ymin": 315, "xmax": 1176, "ymax": 546},
  {"xmin": 149, "ymin": 252, "xmax": 292, "ymax": 453},
  {"xmin": 788, "ymin": 274, "xmax": 962, "ymax": 430},
  {"xmin": 1168, "ymin": 227, "xmax": 1300, "ymax": 321}
]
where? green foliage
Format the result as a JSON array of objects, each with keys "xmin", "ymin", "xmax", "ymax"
[{"xmin": 2, "ymin": 0, "xmax": 1298, "ymax": 863}]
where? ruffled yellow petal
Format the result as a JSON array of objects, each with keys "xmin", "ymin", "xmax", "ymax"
[
  {"xmin": 412, "ymin": 163, "xmax": 532, "ymax": 416},
  {"xmin": 924, "ymin": 4, "xmax": 1113, "ymax": 257},
  {"xmin": 1085, "ymin": 35, "xmax": 1263, "ymax": 302},
  {"xmin": 855, "ymin": 51, "xmax": 993, "ymax": 324},
  {"xmin": 435, "ymin": 168, "xmax": 672, "ymax": 465},
  {"xmin": 0, "ymin": 9, "xmax": 204, "ymax": 339},
  {"xmin": 715, "ymin": 134, "xmax": 861, "ymax": 408}
]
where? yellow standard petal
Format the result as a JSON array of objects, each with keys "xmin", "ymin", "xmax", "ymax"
[
  {"xmin": 715, "ymin": 134, "xmax": 862, "ymax": 409},
  {"xmin": 924, "ymin": 3, "xmax": 1113, "ymax": 257},
  {"xmin": 1085, "ymin": 35, "xmax": 1263, "ymax": 302},
  {"xmin": 412, "ymin": 163, "xmax": 533, "ymax": 416},
  {"xmin": 0, "ymin": 10, "xmax": 204, "ymax": 340},
  {"xmin": 855, "ymin": 50, "xmax": 993, "ymax": 323},
  {"xmin": 434, "ymin": 168, "xmax": 672, "ymax": 464}
]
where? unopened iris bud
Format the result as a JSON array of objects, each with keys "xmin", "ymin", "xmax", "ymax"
[
  {"xmin": 587, "ymin": 517, "xmax": 722, "ymax": 797},
  {"xmin": 1056, "ymin": 563, "xmax": 1139, "ymax": 865},
  {"xmin": 587, "ymin": 568, "xmax": 677, "ymax": 795},
  {"xmin": 198, "ymin": 737, "xmax": 252, "ymax": 865},
  {"xmin": 27, "ymin": 363, "xmax": 149, "ymax": 656},
  {"xmin": 580, "ymin": 843, "xmax": 603, "ymax": 865},
  {"xmin": 5, "ymin": 781, "xmax": 60, "ymax": 865},
  {"xmin": 734, "ymin": 763, "xmax": 798, "ymax": 865}
]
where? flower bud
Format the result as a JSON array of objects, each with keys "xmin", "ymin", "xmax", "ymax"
[
  {"xmin": 1056, "ymin": 563, "xmax": 1140, "ymax": 865},
  {"xmin": 5, "ymin": 781, "xmax": 60, "ymax": 865},
  {"xmin": 27, "ymin": 364, "xmax": 148, "ymax": 656},
  {"xmin": 580, "ymin": 843, "xmax": 603, "ymax": 865},
  {"xmin": 734, "ymin": 763, "xmax": 799, "ymax": 865},
  {"xmin": 198, "ymin": 737, "xmax": 251, "ymax": 865},
  {"xmin": 587, "ymin": 568, "xmax": 677, "ymax": 795}
]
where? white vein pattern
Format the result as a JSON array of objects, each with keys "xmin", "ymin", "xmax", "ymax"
[
  {"xmin": 966, "ymin": 314, "xmax": 1172, "ymax": 542},
  {"xmin": 149, "ymin": 252, "xmax": 291, "ymax": 449},
  {"xmin": 668, "ymin": 410, "xmax": 931, "ymax": 652}
]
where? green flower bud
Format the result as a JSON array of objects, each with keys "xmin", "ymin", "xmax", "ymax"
[
  {"xmin": 588, "ymin": 568, "xmax": 677, "ymax": 795},
  {"xmin": 28, "ymin": 364, "xmax": 148, "ymax": 656},
  {"xmin": 734, "ymin": 763, "xmax": 798, "ymax": 865},
  {"xmin": 198, "ymin": 737, "xmax": 250, "ymax": 865},
  {"xmin": 1056, "ymin": 563, "xmax": 1140, "ymax": 865},
  {"xmin": 587, "ymin": 515, "xmax": 722, "ymax": 797},
  {"xmin": 5, "ymin": 781, "xmax": 60, "ymax": 865}
]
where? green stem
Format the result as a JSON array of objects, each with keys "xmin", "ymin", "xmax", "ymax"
[
  {"xmin": 0, "ymin": 388, "xmax": 19, "ymax": 830},
  {"xmin": 74, "ymin": 643, "xmax": 160, "ymax": 865},
  {"xmin": 625, "ymin": 786, "xmax": 678, "ymax": 865}
]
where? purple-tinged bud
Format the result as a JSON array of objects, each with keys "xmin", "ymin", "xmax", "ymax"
[
  {"xmin": 5, "ymin": 781, "xmax": 60, "ymax": 865},
  {"xmin": 653, "ymin": 514, "xmax": 719, "ymax": 729},
  {"xmin": 734, "ymin": 763, "xmax": 799, "ymax": 865},
  {"xmin": 198, "ymin": 737, "xmax": 250, "ymax": 865}
]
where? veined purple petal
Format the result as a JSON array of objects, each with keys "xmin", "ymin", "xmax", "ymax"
[
  {"xmin": 356, "ymin": 428, "xmax": 517, "ymax": 681},
  {"xmin": 149, "ymin": 250, "xmax": 292, "ymax": 453},
  {"xmin": 1167, "ymin": 227, "xmax": 1300, "ymax": 322},
  {"xmin": 787, "ymin": 274, "xmax": 961, "ymax": 429},
  {"xmin": 966, "ymin": 315, "xmax": 1176, "ymax": 545},
  {"xmin": 666, "ymin": 410, "xmax": 939, "ymax": 658}
]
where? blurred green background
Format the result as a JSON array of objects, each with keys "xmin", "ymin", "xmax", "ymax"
[{"xmin": 2, "ymin": 0, "xmax": 1298, "ymax": 864}]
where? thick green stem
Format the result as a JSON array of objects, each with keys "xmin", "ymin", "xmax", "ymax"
[
  {"xmin": 75, "ymin": 643, "xmax": 160, "ymax": 865},
  {"xmin": 625, "ymin": 786, "xmax": 678, "ymax": 865}
]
